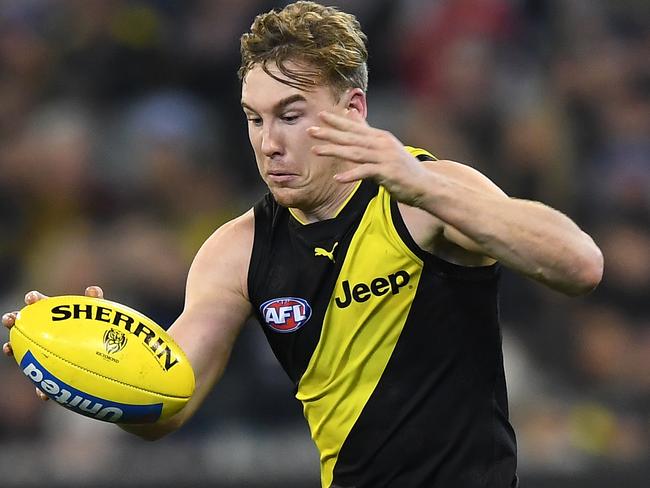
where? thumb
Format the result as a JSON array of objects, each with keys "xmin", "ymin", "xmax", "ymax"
[
  {"xmin": 24, "ymin": 290, "xmax": 48, "ymax": 305},
  {"xmin": 36, "ymin": 388, "xmax": 49, "ymax": 402},
  {"xmin": 85, "ymin": 286, "xmax": 104, "ymax": 299}
]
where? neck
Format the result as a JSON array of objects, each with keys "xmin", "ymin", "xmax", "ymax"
[{"xmin": 290, "ymin": 181, "xmax": 360, "ymax": 224}]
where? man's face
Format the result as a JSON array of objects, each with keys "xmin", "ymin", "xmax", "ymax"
[{"xmin": 241, "ymin": 62, "xmax": 348, "ymax": 209}]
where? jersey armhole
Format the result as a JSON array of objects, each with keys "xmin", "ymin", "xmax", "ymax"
[
  {"xmin": 388, "ymin": 197, "xmax": 500, "ymax": 281},
  {"xmin": 393, "ymin": 146, "xmax": 500, "ymax": 280},
  {"xmin": 405, "ymin": 146, "xmax": 437, "ymax": 161}
]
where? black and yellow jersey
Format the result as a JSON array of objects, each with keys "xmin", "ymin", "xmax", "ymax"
[{"xmin": 248, "ymin": 147, "xmax": 518, "ymax": 488}]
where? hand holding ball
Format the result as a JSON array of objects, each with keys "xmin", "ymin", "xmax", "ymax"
[{"xmin": 9, "ymin": 295, "xmax": 195, "ymax": 424}]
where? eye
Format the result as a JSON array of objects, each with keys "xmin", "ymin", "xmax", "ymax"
[
  {"xmin": 247, "ymin": 116, "xmax": 262, "ymax": 127},
  {"xmin": 281, "ymin": 114, "xmax": 300, "ymax": 124}
]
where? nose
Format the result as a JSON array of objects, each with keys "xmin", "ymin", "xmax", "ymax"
[{"xmin": 261, "ymin": 121, "xmax": 283, "ymax": 158}]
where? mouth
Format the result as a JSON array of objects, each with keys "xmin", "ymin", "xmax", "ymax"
[{"xmin": 267, "ymin": 170, "xmax": 299, "ymax": 184}]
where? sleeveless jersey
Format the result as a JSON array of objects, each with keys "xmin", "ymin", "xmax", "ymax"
[{"xmin": 248, "ymin": 147, "xmax": 518, "ymax": 488}]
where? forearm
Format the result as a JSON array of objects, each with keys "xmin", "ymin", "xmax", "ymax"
[
  {"xmin": 117, "ymin": 350, "xmax": 231, "ymax": 441},
  {"xmin": 117, "ymin": 313, "xmax": 243, "ymax": 440},
  {"xmin": 416, "ymin": 170, "xmax": 603, "ymax": 295}
]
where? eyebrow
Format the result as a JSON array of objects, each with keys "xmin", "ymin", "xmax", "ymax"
[{"xmin": 241, "ymin": 94, "xmax": 307, "ymax": 113}]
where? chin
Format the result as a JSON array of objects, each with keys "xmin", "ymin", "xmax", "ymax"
[
  {"xmin": 269, "ymin": 186, "xmax": 307, "ymax": 209},
  {"xmin": 268, "ymin": 187, "xmax": 297, "ymax": 207}
]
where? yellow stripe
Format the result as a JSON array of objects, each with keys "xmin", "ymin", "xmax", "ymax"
[
  {"xmin": 296, "ymin": 187, "xmax": 424, "ymax": 487},
  {"xmin": 333, "ymin": 180, "xmax": 362, "ymax": 217},
  {"xmin": 404, "ymin": 145, "xmax": 437, "ymax": 160},
  {"xmin": 288, "ymin": 207, "xmax": 309, "ymax": 225}
]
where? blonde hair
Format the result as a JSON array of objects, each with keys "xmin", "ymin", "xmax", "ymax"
[{"xmin": 239, "ymin": 1, "xmax": 368, "ymax": 97}]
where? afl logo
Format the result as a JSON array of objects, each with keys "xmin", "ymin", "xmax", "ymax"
[{"xmin": 260, "ymin": 297, "xmax": 312, "ymax": 333}]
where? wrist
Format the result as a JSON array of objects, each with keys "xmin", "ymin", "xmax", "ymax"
[{"xmin": 410, "ymin": 166, "xmax": 448, "ymax": 212}]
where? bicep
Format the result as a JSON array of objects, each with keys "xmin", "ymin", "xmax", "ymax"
[
  {"xmin": 166, "ymin": 212, "xmax": 254, "ymax": 422},
  {"xmin": 433, "ymin": 161, "xmax": 507, "ymax": 258},
  {"xmin": 402, "ymin": 160, "xmax": 507, "ymax": 263},
  {"xmin": 169, "ymin": 288, "xmax": 250, "ymax": 388}
]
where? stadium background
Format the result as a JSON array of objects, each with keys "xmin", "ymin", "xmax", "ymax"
[{"xmin": 0, "ymin": 0, "xmax": 647, "ymax": 487}]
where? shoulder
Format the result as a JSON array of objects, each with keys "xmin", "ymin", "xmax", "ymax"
[
  {"xmin": 398, "ymin": 159, "xmax": 505, "ymax": 265},
  {"xmin": 188, "ymin": 209, "xmax": 255, "ymax": 301},
  {"xmin": 197, "ymin": 209, "xmax": 255, "ymax": 259},
  {"xmin": 403, "ymin": 148, "xmax": 504, "ymax": 194},
  {"xmin": 421, "ymin": 159, "xmax": 507, "ymax": 196}
]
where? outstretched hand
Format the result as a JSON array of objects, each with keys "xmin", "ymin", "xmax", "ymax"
[
  {"xmin": 308, "ymin": 110, "xmax": 430, "ymax": 207},
  {"xmin": 2, "ymin": 286, "xmax": 104, "ymax": 401}
]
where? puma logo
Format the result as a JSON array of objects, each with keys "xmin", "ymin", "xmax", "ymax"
[{"xmin": 314, "ymin": 242, "xmax": 339, "ymax": 263}]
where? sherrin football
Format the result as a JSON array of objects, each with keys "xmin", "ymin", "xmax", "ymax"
[{"xmin": 10, "ymin": 296, "xmax": 195, "ymax": 424}]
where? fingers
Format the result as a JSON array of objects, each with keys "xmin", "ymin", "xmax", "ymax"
[
  {"xmin": 3, "ymin": 311, "xmax": 18, "ymax": 357},
  {"xmin": 3, "ymin": 311, "xmax": 17, "ymax": 357},
  {"xmin": 24, "ymin": 286, "xmax": 103, "ymax": 304},
  {"xmin": 308, "ymin": 111, "xmax": 371, "ymax": 143},
  {"xmin": 5, "ymin": 286, "xmax": 103, "ymax": 348},
  {"xmin": 2, "ymin": 312, "xmax": 15, "ymax": 356},
  {"xmin": 318, "ymin": 110, "xmax": 367, "ymax": 132},
  {"xmin": 334, "ymin": 166, "xmax": 377, "ymax": 184},
  {"xmin": 36, "ymin": 388, "xmax": 49, "ymax": 401},
  {"xmin": 24, "ymin": 290, "xmax": 48, "ymax": 305},
  {"xmin": 2, "ymin": 311, "xmax": 18, "ymax": 329},
  {"xmin": 308, "ymin": 125, "xmax": 371, "ymax": 147},
  {"xmin": 312, "ymin": 143, "xmax": 375, "ymax": 163},
  {"xmin": 309, "ymin": 111, "xmax": 394, "ymax": 163},
  {"xmin": 85, "ymin": 286, "xmax": 104, "ymax": 299}
]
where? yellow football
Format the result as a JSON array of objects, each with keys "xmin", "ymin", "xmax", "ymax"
[{"xmin": 10, "ymin": 295, "xmax": 195, "ymax": 424}]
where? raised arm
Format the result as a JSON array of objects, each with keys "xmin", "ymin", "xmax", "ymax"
[
  {"xmin": 309, "ymin": 110, "xmax": 603, "ymax": 296},
  {"xmin": 401, "ymin": 160, "xmax": 603, "ymax": 295},
  {"xmin": 119, "ymin": 210, "xmax": 255, "ymax": 439}
]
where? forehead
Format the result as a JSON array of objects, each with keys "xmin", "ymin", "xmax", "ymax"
[{"xmin": 241, "ymin": 63, "xmax": 335, "ymax": 111}]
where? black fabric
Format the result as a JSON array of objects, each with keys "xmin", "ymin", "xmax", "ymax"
[
  {"xmin": 416, "ymin": 153, "xmax": 436, "ymax": 162},
  {"xmin": 247, "ymin": 157, "xmax": 518, "ymax": 487},
  {"xmin": 329, "ymin": 200, "xmax": 516, "ymax": 488},
  {"xmin": 248, "ymin": 180, "xmax": 379, "ymax": 385},
  {"xmin": 331, "ymin": 256, "xmax": 517, "ymax": 487}
]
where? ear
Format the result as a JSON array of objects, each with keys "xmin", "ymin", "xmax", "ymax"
[{"xmin": 343, "ymin": 88, "xmax": 368, "ymax": 119}]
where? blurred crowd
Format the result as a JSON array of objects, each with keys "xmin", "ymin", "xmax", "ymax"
[{"xmin": 0, "ymin": 0, "xmax": 648, "ymax": 487}]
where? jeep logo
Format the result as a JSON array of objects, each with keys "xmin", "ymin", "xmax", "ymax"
[{"xmin": 335, "ymin": 270, "xmax": 410, "ymax": 308}]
